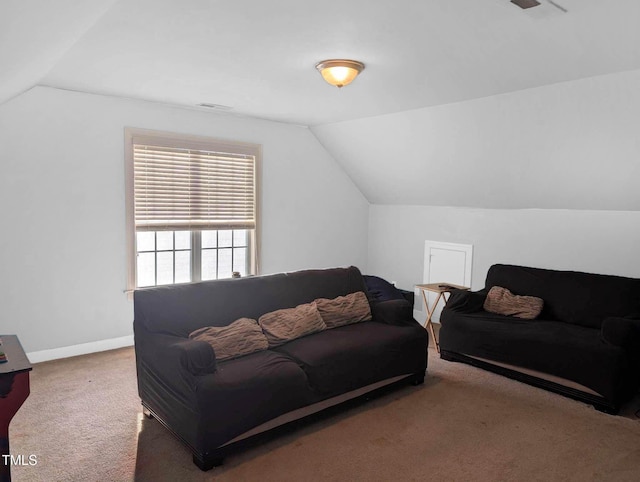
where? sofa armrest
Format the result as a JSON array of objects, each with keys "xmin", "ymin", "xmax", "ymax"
[
  {"xmin": 445, "ymin": 289, "xmax": 487, "ymax": 314},
  {"xmin": 135, "ymin": 326, "xmax": 217, "ymax": 395},
  {"xmin": 601, "ymin": 316, "xmax": 640, "ymax": 351},
  {"xmin": 370, "ymin": 299, "xmax": 415, "ymax": 326},
  {"xmin": 175, "ymin": 338, "xmax": 217, "ymax": 375},
  {"xmin": 398, "ymin": 288, "xmax": 415, "ymax": 306}
]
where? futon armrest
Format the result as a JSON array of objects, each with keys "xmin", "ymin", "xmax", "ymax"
[
  {"xmin": 371, "ymin": 299, "xmax": 415, "ymax": 326},
  {"xmin": 601, "ymin": 316, "xmax": 640, "ymax": 352},
  {"xmin": 445, "ymin": 289, "xmax": 487, "ymax": 314}
]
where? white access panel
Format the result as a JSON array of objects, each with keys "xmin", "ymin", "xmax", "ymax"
[{"xmin": 414, "ymin": 241, "xmax": 473, "ymax": 324}]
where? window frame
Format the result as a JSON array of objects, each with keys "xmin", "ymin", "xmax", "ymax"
[{"xmin": 124, "ymin": 127, "xmax": 261, "ymax": 292}]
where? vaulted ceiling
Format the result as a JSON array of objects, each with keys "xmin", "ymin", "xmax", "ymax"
[{"xmin": 2, "ymin": 0, "xmax": 639, "ymax": 209}]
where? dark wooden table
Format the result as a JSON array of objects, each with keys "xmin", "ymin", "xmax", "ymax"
[{"xmin": 0, "ymin": 336, "xmax": 32, "ymax": 482}]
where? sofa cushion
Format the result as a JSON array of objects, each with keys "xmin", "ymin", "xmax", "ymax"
[
  {"xmin": 189, "ymin": 318, "xmax": 268, "ymax": 361},
  {"xmin": 258, "ymin": 302, "xmax": 326, "ymax": 347},
  {"xmin": 483, "ymin": 286, "xmax": 543, "ymax": 319},
  {"xmin": 439, "ymin": 310, "xmax": 633, "ymax": 402},
  {"xmin": 274, "ymin": 321, "xmax": 427, "ymax": 398},
  {"xmin": 316, "ymin": 291, "xmax": 372, "ymax": 329},
  {"xmin": 196, "ymin": 350, "xmax": 313, "ymax": 448}
]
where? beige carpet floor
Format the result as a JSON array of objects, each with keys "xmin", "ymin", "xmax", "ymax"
[{"xmin": 9, "ymin": 345, "xmax": 640, "ymax": 482}]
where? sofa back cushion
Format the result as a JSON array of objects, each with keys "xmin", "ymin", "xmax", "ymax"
[
  {"xmin": 316, "ymin": 291, "xmax": 372, "ymax": 329},
  {"xmin": 189, "ymin": 318, "xmax": 268, "ymax": 361},
  {"xmin": 483, "ymin": 286, "xmax": 543, "ymax": 319},
  {"xmin": 134, "ymin": 266, "xmax": 368, "ymax": 337},
  {"xmin": 485, "ymin": 264, "xmax": 640, "ymax": 328},
  {"xmin": 258, "ymin": 302, "xmax": 327, "ymax": 347}
]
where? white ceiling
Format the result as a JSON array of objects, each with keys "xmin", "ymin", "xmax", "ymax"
[{"xmin": 3, "ymin": 0, "xmax": 640, "ymax": 126}]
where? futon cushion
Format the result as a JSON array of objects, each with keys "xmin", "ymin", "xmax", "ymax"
[
  {"xmin": 483, "ymin": 286, "xmax": 543, "ymax": 319},
  {"xmin": 316, "ymin": 291, "xmax": 372, "ymax": 329},
  {"xmin": 258, "ymin": 302, "xmax": 327, "ymax": 347},
  {"xmin": 274, "ymin": 321, "xmax": 427, "ymax": 398},
  {"xmin": 189, "ymin": 318, "xmax": 268, "ymax": 361}
]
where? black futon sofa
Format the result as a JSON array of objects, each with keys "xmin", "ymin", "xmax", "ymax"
[
  {"xmin": 134, "ymin": 266, "xmax": 427, "ymax": 469},
  {"xmin": 440, "ymin": 264, "xmax": 640, "ymax": 413}
]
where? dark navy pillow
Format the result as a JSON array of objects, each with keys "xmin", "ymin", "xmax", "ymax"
[{"xmin": 363, "ymin": 275, "xmax": 406, "ymax": 302}]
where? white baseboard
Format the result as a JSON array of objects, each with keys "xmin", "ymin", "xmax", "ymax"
[{"xmin": 26, "ymin": 335, "xmax": 134, "ymax": 364}]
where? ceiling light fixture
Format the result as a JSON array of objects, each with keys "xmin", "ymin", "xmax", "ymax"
[{"xmin": 315, "ymin": 59, "xmax": 365, "ymax": 88}]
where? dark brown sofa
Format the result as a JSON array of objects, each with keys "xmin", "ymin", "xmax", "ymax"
[
  {"xmin": 134, "ymin": 266, "xmax": 427, "ymax": 470},
  {"xmin": 440, "ymin": 264, "xmax": 640, "ymax": 413}
]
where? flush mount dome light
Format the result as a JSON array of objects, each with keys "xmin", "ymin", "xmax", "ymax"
[{"xmin": 315, "ymin": 59, "xmax": 365, "ymax": 88}]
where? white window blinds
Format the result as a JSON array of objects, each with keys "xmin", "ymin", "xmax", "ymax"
[{"xmin": 133, "ymin": 143, "xmax": 257, "ymax": 231}]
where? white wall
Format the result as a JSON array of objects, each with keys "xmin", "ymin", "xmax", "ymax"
[
  {"xmin": 312, "ymin": 68, "xmax": 640, "ymax": 210},
  {"xmin": 368, "ymin": 205, "xmax": 640, "ymax": 292},
  {"xmin": 0, "ymin": 86, "xmax": 368, "ymax": 354}
]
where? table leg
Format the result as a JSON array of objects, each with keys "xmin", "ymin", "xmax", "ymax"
[
  {"xmin": 0, "ymin": 371, "xmax": 30, "ymax": 482},
  {"xmin": 421, "ymin": 290, "xmax": 444, "ymax": 353}
]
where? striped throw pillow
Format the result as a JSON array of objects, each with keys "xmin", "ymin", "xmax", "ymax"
[
  {"xmin": 189, "ymin": 318, "xmax": 269, "ymax": 361},
  {"xmin": 316, "ymin": 291, "xmax": 372, "ymax": 329},
  {"xmin": 258, "ymin": 302, "xmax": 326, "ymax": 347},
  {"xmin": 483, "ymin": 286, "xmax": 543, "ymax": 319}
]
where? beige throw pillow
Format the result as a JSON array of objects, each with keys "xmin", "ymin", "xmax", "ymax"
[
  {"xmin": 258, "ymin": 302, "xmax": 326, "ymax": 347},
  {"xmin": 189, "ymin": 318, "xmax": 268, "ymax": 361},
  {"xmin": 483, "ymin": 286, "xmax": 543, "ymax": 319},
  {"xmin": 316, "ymin": 291, "xmax": 372, "ymax": 329}
]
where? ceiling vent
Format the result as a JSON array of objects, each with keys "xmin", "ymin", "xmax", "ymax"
[
  {"xmin": 198, "ymin": 103, "xmax": 233, "ymax": 111},
  {"xmin": 510, "ymin": 0, "xmax": 567, "ymax": 13},
  {"xmin": 511, "ymin": 0, "xmax": 540, "ymax": 8}
]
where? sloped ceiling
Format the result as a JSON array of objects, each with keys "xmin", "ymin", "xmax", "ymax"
[
  {"xmin": 311, "ymin": 68, "xmax": 640, "ymax": 210},
  {"xmin": 2, "ymin": 0, "xmax": 639, "ymax": 209},
  {"xmin": 0, "ymin": 0, "xmax": 120, "ymax": 105}
]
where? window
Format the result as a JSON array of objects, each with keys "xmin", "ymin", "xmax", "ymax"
[{"xmin": 125, "ymin": 128, "xmax": 260, "ymax": 290}]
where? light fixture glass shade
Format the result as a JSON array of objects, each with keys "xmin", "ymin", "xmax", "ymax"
[{"xmin": 315, "ymin": 59, "xmax": 365, "ymax": 88}]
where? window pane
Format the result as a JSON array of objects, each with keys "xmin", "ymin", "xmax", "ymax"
[
  {"xmin": 137, "ymin": 231, "xmax": 155, "ymax": 252},
  {"xmin": 218, "ymin": 230, "xmax": 232, "ymax": 248},
  {"xmin": 175, "ymin": 231, "xmax": 191, "ymax": 250},
  {"xmin": 218, "ymin": 248, "xmax": 233, "ymax": 279},
  {"xmin": 233, "ymin": 229, "xmax": 247, "ymax": 247},
  {"xmin": 157, "ymin": 251, "xmax": 174, "ymax": 285},
  {"xmin": 201, "ymin": 249, "xmax": 218, "ymax": 281},
  {"xmin": 157, "ymin": 231, "xmax": 174, "ymax": 251},
  {"xmin": 175, "ymin": 250, "xmax": 191, "ymax": 283},
  {"xmin": 137, "ymin": 252, "xmax": 155, "ymax": 287},
  {"xmin": 202, "ymin": 230, "xmax": 217, "ymax": 249},
  {"xmin": 233, "ymin": 247, "xmax": 247, "ymax": 276}
]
